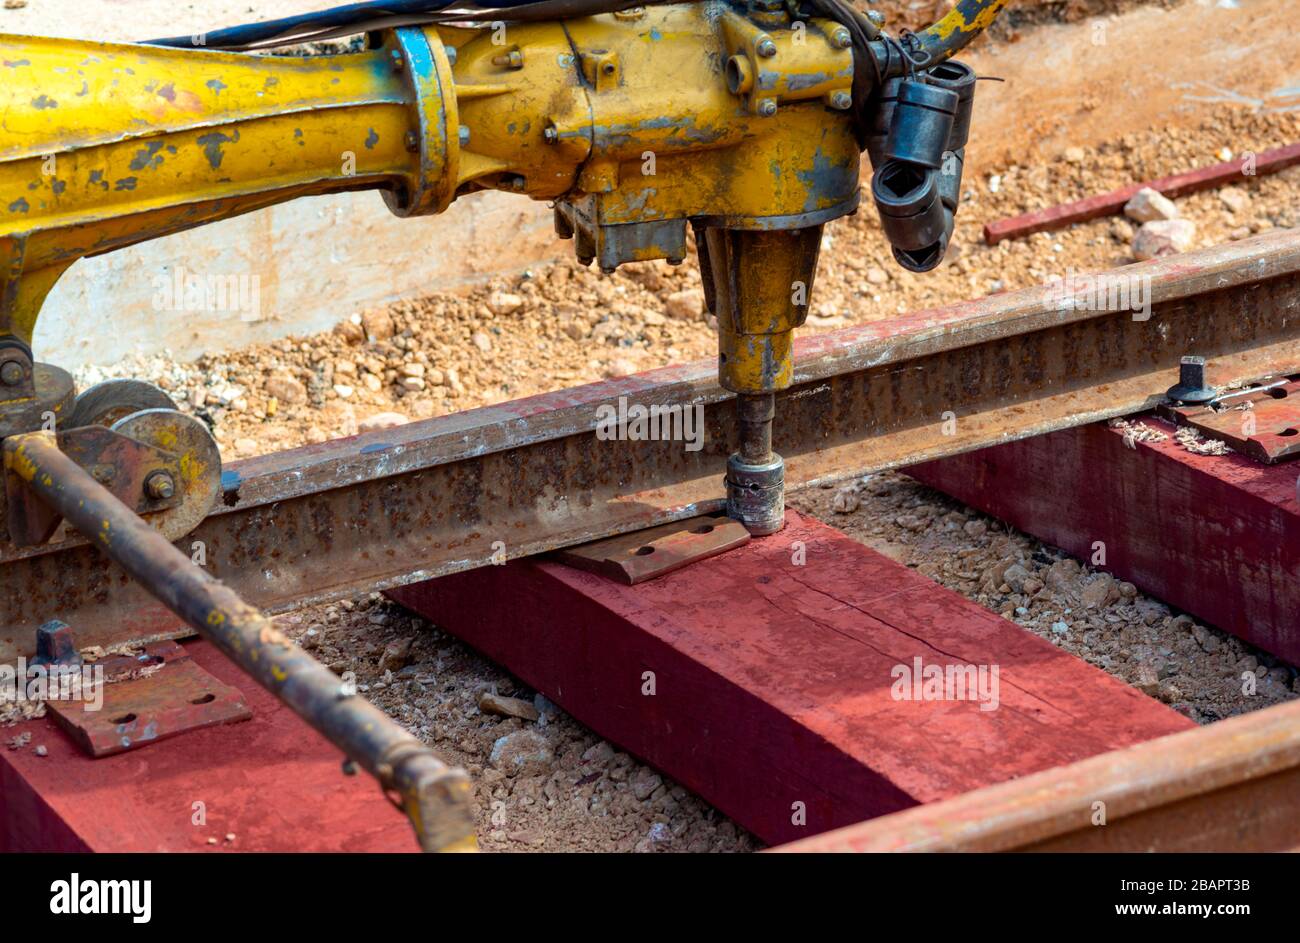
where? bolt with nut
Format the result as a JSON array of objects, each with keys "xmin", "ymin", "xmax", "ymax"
[{"xmin": 145, "ymin": 471, "xmax": 176, "ymax": 501}]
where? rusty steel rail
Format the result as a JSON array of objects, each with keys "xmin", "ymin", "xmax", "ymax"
[
  {"xmin": 772, "ymin": 696, "xmax": 1300, "ymax": 852},
  {"xmin": 2, "ymin": 431, "xmax": 477, "ymax": 853},
  {"xmin": 2, "ymin": 228, "xmax": 1300, "ymax": 659}
]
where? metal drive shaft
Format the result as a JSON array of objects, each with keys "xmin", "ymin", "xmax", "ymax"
[
  {"xmin": 725, "ymin": 393, "xmax": 785, "ymax": 536},
  {"xmin": 3, "ymin": 431, "xmax": 477, "ymax": 853}
]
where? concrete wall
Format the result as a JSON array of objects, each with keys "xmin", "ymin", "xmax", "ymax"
[{"xmin": 34, "ymin": 190, "xmax": 561, "ymax": 369}]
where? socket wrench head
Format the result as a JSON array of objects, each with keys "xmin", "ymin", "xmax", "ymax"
[{"xmin": 725, "ymin": 452, "xmax": 785, "ymax": 536}]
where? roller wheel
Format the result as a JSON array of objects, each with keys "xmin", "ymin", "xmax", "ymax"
[
  {"xmin": 69, "ymin": 379, "xmax": 177, "ymax": 429},
  {"xmin": 110, "ymin": 408, "xmax": 222, "ymax": 542}
]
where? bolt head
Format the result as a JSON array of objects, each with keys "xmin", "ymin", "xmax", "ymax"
[
  {"xmin": 757, "ymin": 98, "xmax": 777, "ymax": 117},
  {"xmin": 832, "ymin": 28, "xmax": 852, "ymax": 48},
  {"xmin": 404, "ymin": 130, "xmax": 420, "ymax": 152},
  {"xmin": 458, "ymin": 125, "xmax": 471, "ymax": 146},
  {"xmin": 757, "ymin": 38, "xmax": 777, "ymax": 58},
  {"xmin": 543, "ymin": 126, "xmax": 559, "ymax": 144},
  {"xmin": 830, "ymin": 91, "xmax": 853, "ymax": 110},
  {"xmin": 0, "ymin": 359, "xmax": 23, "ymax": 386},
  {"xmin": 390, "ymin": 50, "xmax": 405, "ymax": 71},
  {"xmin": 145, "ymin": 471, "xmax": 176, "ymax": 501},
  {"xmin": 867, "ymin": 10, "xmax": 885, "ymax": 26}
]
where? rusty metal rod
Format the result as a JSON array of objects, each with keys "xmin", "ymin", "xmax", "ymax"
[
  {"xmin": 2, "ymin": 430, "xmax": 477, "ymax": 853},
  {"xmin": 736, "ymin": 393, "xmax": 775, "ymax": 465}
]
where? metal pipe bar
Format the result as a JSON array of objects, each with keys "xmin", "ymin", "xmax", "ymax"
[
  {"xmin": 3, "ymin": 229, "xmax": 1300, "ymax": 658},
  {"xmin": 1, "ymin": 431, "xmax": 477, "ymax": 854},
  {"xmin": 771, "ymin": 696, "xmax": 1300, "ymax": 852}
]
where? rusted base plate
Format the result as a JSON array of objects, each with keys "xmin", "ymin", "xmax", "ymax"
[
  {"xmin": 45, "ymin": 640, "xmax": 251, "ymax": 757},
  {"xmin": 553, "ymin": 512, "xmax": 750, "ymax": 584},
  {"xmin": 1157, "ymin": 375, "xmax": 1300, "ymax": 463}
]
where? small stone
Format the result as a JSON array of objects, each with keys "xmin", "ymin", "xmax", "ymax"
[
  {"xmin": 224, "ymin": 833, "xmax": 236, "ymax": 843},
  {"xmin": 472, "ymin": 331, "xmax": 493, "ymax": 353},
  {"xmin": 1132, "ymin": 219, "xmax": 1196, "ymax": 260},
  {"xmin": 1051, "ymin": 621, "xmax": 1069, "ymax": 636},
  {"xmin": 642, "ymin": 311, "xmax": 666, "ymax": 327},
  {"xmin": 335, "ymin": 319, "xmax": 365, "ymax": 345},
  {"xmin": 265, "ymin": 373, "xmax": 307, "ymax": 405},
  {"xmin": 605, "ymin": 358, "xmax": 638, "ymax": 378},
  {"xmin": 831, "ymin": 487, "xmax": 860, "ymax": 514},
  {"xmin": 378, "ymin": 637, "xmax": 414, "ymax": 672},
  {"xmin": 1109, "ymin": 218, "xmax": 1134, "ymax": 243},
  {"xmin": 1118, "ymin": 581, "xmax": 1137, "ymax": 598},
  {"xmin": 1124, "ymin": 187, "xmax": 1179, "ymax": 223},
  {"xmin": 1003, "ymin": 563, "xmax": 1030, "ymax": 593},
  {"xmin": 1135, "ymin": 598, "xmax": 1169, "ymax": 625},
  {"xmin": 34, "ymin": 744, "xmax": 47, "ymax": 757},
  {"xmin": 426, "ymin": 367, "xmax": 446, "ymax": 386},
  {"xmin": 207, "ymin": 837, "xmax": 219, "ymax": 845},
  {"xmin": 1156, "ymin": 682, "xmax": 1183, "ymax": 704},
  {"xmin": 664, "ymin": 289, "xmax": 705, "ymax": 321},
  {"xmin": 963, "ymin": 519, "xmax": 987, "ymax": 539},
  {"xmin": 489, "ymin": 730, "xmax": 553, "ymax": 777},
  {"xmin": 478, "ymin": 691, "xmax": 540, "ymax": 722},
  {"xmin": 562, "ymin": 320, "xmax": 586, "ymax": 341},
  {"xmin": 1218, "ymin": 186, "xmax": 1250, "ymax": 214},
  {"xmin": 486, "ymin": 291, "xmax": 524, "ymax": 316},
  {"xmin": 359, "ymin": 411, "xmax": 408, "ymax": 433},
  {"xmin": 1063, "ymin": 146, "xmax": 1086, "ymax": 164},
  {"xmin": 1022, "ymin": 576, "xmax": 1044, "ymax": 595},
  {"xmin": 583, "ymin": 741, "xmax": 616, "ymax": 766},
  {"xmin": 866, "ymin": 267, "xmax": 889, "ymax": 285},
  {"xmin": 233, "ymin": 437, "xmax": 258, "ymax": 455},
  {"xmin": 1080, "ymin": 573, "xmax": 1116, "ymax": 609},
  {"xmin": 1134, "ymin": 666, "xmax": 1161, "ymax": 696},
  {"xmin": 630, "ymin": 767, "xmax": 663, "ymax": 801},
  {"xmin": 400, "ymin": 376, "xmax": 425, "ymax": 392},
  {"xmin": 361, "ymin": 309, "xmax": 395, "ymax": 342},
  {"xmin": 333, "ymin": 383, "xmax": 354, "ymax": 399}
]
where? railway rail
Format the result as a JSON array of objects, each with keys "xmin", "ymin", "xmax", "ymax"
[
  {"xmin": 5, "ymin": 228, "xmax": 1300, "ymax": 851},
  {"xmin": 5, "ymin": 229, "xmax": 1298, "ymax": 656}
]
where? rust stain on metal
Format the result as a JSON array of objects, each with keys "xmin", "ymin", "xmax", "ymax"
[
  {"xmin": 1159, "ymin": 376, "xmax": 1300, "ymax": 463},
  {"xmin": 555, "ymin": 513, "xmax": 750, "ymax": 584},
  {"xmin": 44, "ymin": 640, "xmax": 250, "ymax": 758}
]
